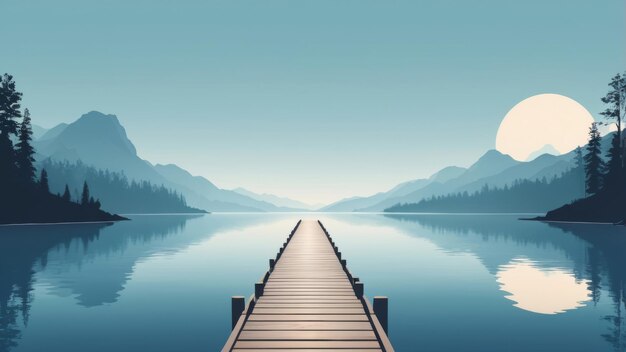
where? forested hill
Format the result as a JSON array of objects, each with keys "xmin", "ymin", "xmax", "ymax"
[
  {"xmin": 386, "ymin": 167, "xmax": 585, "ymax": 213},
  {"xmin": 42, "ymin": 160, "xmax": 206, "ymax": 214},
  {"xmin": 0, "ymin": 73, "xmax": 123, "ymax": 224}
]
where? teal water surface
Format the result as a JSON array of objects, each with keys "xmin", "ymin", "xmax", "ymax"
[{"xmin": 1, "ymin": 213, "xmax": 625, "ymax": 351}]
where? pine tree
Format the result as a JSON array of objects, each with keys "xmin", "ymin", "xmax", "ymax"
[
  {"xmin": 584, "ymin": 122, "xmax": 604, "ymax": 195},
  {"xmin": 0, "ymin": 74, "xmax": 22, "ymax": 136},
  {"xmin": 0, "ymin": 74, "xmax": 23, "ymax": 188},
  {"xmin": 575, "ymin": 146, "xmax": 584, "ymax": 169},
  {"xmin": 600, "ymin": 73, "xmax": 626, "ymax": 188},
  {"xmin": 81, "ymin": 182, "xmax": 90, "ymax": 205},
  {"xmin": 62, "ymin": 184, "xmax": 71, "ymax": 202},
  {"xmin": 39, "ymin": 169, "xmax": 49, "ymax": 193},
  {"xmin": 574, "ymin": 146, "xmax": 585, "ymax": 197},
  {"xmin": 15, "ymin": 108, "xmax": 36, "ymax": 183},
  {"xmin": 604, "ymin": 133, "xmax": 622, "ymax": 190}
]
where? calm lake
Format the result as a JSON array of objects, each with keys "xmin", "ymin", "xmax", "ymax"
[{"xmin": 1, "ymin": 213, "xmax": 625, "ymax": 352}]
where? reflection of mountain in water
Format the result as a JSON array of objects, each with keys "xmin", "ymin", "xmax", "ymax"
[
  {"xmin": 384, "ymin": 214, "xmax": 589, "ymax": 276},
  {"xmin": 0, "ymin": 223, "xmax": 108, "ymax": 352},
  {"xmin": 40, "ymin": 215, "xmax": 200, "ymax": 307},
  {"xmin": 385, "ymin": 214, "xmax": 626, "ymax": 352},
  {"xmin": 0, "ymin": 214, "xmax": 268, "ymax": 352}
]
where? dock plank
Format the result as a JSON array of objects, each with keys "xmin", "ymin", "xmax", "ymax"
[
  {"xmin": 243, "ymin": 322, "xmax": 373, "ymax": 331},
  {"xmin": 233, "ymin": 341, "xmax": 382, "ymax": 349}
]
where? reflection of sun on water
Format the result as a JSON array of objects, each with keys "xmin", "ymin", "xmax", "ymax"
[{"xmin": 496, "ymin": 258, "xmax": 591, "ymax": 315}]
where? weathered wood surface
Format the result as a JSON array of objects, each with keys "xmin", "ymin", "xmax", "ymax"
[{"xmin": 222, "ymin": 220, "xmax": 393, "ymax": 352}]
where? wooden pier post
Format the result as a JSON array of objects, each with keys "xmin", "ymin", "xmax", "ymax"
[
  {"xmin": 373, "ymin": 296, "xmax": 389, "ymax": 334},
  {"xmin": 231, "ymin": 296, "xmax": 245, "ymax": 330},
  {"xmin": 354, "ymin": 282, "xmax": 364, "ymax": 298},
  {"xmin": 254, "ymin": 282, "xmax": 264, "ymax": 298}
]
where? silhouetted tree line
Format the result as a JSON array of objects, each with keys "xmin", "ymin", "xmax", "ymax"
[
  {"xmin": 386, "ymin": 166, "xmax": 585, "ymax": 213},
  {"xmin": 545, "ymin": 72, "xmax": 626, "ymax": 222},
  {"xmin": 0, "ymin": 73, "xmax": 122, "ymax": 224},
  {"xmin": 41, "ymin": 160, "xmax": 205, "ymax": 214}
]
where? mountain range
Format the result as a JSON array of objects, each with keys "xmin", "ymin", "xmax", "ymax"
[
  {"xmin": 322, "ymin": 146, "xmax": 581, "ymax": 212},
  {"xmin": 33, "ymin": 112, "xmax": 307, "ymax": 212},
  {"xmin": 327, "ymin": 131, "xmax": 616, "ymax": 212},
  {"xmin": 233, "ymin": 188, "xmax": 322, "ymax": 210},
  {"xmin": 33, "ymin": 110, "xmax": 608, "ymax": 213}
]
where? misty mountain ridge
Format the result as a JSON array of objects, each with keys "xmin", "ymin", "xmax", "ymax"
[
  {"xmin": 233, "ymin": 188, "xmax": 321, "ymax": 210},
  {"xmin": 319, "ymin": 166, "xmax": 468, "ymax": 212},
  {"xmin": 526, "ymin": 144, "xmax": 560, "ymax": 161},
  {"xmin": 456, "ymin": 153, "xmax": 573, "ymax": 194},
  {"xmin": 152, "ymin": 164, "xmax": 299, "ymax": 212},
  {"xmin": 34, "ymin": 111, "xmax": 302, "ymax": 212},
  {"xmin": 326, "ymin": 148, "xmax": 578, "ymax": 212},
  {"xmin": 34, "ymin": 111, "xmax": 143, "ymax": 177},
  {"xmin": 38, "ymin": 123, "xmax": 68, "ymax": 141},
  {"xmin": 31, "ymin": 124, "xmax": 48, "ymax": 140},
  {"xmin": 359, "ymin": 149, "xmax": 521, "ymax": 211}
]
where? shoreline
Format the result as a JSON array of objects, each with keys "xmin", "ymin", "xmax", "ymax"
[
  {"xmin": 522, "ymin": 216, "xmax": 622, "ymax": 226},
  {"xmin": 0, "ymin": 211, "xmax": 212, "ymax": 226},
  {"xmin": 0, "ymin": 215, "xmax": 129, "ymax": 227}
]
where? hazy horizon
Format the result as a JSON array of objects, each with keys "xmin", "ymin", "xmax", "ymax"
[{"xmin": 3, "ymin": 0, "xmax": 624, "ymax": 204}]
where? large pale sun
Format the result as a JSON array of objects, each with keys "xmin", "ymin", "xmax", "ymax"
[{"xmin": 496, "ymin": 94, "xmax": 594, "ymax": 161}]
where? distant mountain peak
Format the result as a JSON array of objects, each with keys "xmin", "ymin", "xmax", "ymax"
[
  {"xmin": 470, "ymin": 149, "xmax": 516, "ymax": 169},
  {"xmin": 33, "ymin": 111, "xmax": 141, "ymax": 178},
  {"xmin": 66, "ymin": 111, "xmax": 137, "ymax": 156},
  {"xmin": 73, "ymin": 111, "xmax": 125, "ymax": 130},
  {"xmin": 481, "ymin": 149, "xmax": 508, "ymax": 158},
  {"xmin": 526, "ymin": 144, "xmax": 560, "ymax": 161},
  {"xmin": 80, "ymin": 110, "xmax": 119, "ymax": 121}
]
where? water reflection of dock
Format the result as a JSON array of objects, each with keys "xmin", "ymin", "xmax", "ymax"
[{"xmin": 222, "ymin": 220, "xmax": 394, "ymax": 351}]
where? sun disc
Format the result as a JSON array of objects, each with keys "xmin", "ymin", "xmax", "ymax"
[{"xmin": 495, "ymin": 94, "xmax": 594, "ymax": 161}]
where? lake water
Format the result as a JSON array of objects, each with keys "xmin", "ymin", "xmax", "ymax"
[{"xmin": 1, "ymin": 213, "xmax": 625, "ymax": 352}]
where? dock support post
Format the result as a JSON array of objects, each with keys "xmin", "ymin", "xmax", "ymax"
[
  {"xmin": 373, "ymin": 296, "xmax": 388, "ymax": 334},
  {"xmin": 354, "ymin": 282, "xmax": 364, "ymax": 298},
  {"xmin": 255, "ymin": 282, "xmax": 264, "ymax": 298},
  {"xmin": 269, "ymin": 259, "xmax": 275, "ymax": 271},
  {"xmin": 231, "ymin": 296, "xmax": 245, "ymax": 330}
]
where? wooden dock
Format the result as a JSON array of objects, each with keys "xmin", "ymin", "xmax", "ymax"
[{"xmin": 222, "ymin": 219, "xmax": 394, "ymax": 351}]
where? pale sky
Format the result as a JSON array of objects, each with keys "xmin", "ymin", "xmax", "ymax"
[{"xmin": 2, "ymin": 0, "xmax": 624, "ymax": 205}]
